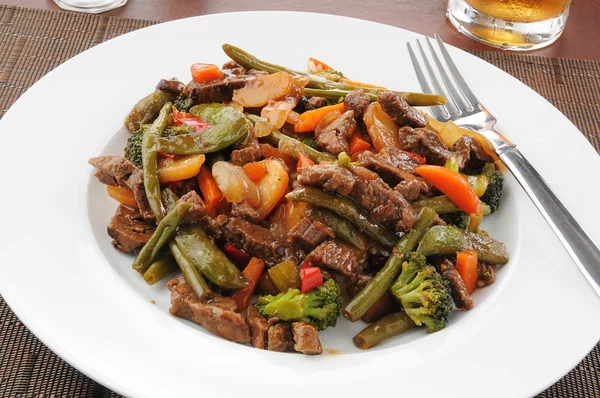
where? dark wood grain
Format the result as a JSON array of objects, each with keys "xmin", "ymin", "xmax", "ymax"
[{"xmin": 2, "ymin": 0, "xmax": 598, "ymax": 60}]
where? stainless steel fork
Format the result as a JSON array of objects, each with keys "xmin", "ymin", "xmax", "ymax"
[{"xmin": 408, "ymin": 35, "xmax": 600, "ymax": 297}]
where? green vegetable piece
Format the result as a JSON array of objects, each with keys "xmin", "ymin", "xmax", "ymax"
[
  {"xmin": 173, "ymin": 93, "xmax": 192, "ymax": 112},
  {"xmin": 255, "ymin": 279, "xmax": 341, "ymax": 331},
  {"xmin": 268, "ymin": 259, "xmax": 301, "ymax": 293},
  {"xmin": 189, "ymin": 103, "xmax": 244, "ymax": 125},
  {"xmin": 174, "ymin": 224, "xmax": 248, "ymax": 289},
  {"xmin": 155, "ymin": 117, "xmax": 248, "ymax": 155},
  {"xmin": 124, "ymin": 124, "xmax": 148, "ymax": 167},
  {"xmin": 480, "ymin": 163, "xmax": 504, "ymax": 213},
  {"xmin": 142, "ymin": 102, "xmax": 172, "ymax": 220},
  {"xmin": 417, "ymin": 225, "xmax": 509, "ymax": 264},
  {"xmin": 440, "ymin": 211, "xmax": 470, "ymax": 230},
  {"xmin": 343, "ymin": 208, "xmax": 437, "ymax": 322},
  {"xmin": 309, "ymin": 207, "xmax": 369, "ymax": 251},
  {"xmin": 353, "ymin": 311, "xmax": 417, "ymax": 350},
  {"xmin": 413, "ymin": 196, "xmax": 491, "ymax": 215},
  {"xmin": 445, "ymin": 157, "xmax": 459, "ymax": 173},
  {"xmin": 132, "ymin": 201, "xmax": 192, "ymax": 274},
  {"xmin": 125, "ymin": 89, "xmax": 175, "ymax": 133},
  {"xmin": 286, "ymin": 187, "xmax": 397, "ymax": 248},
  {"xmin": 222, "ymin": 43, "xmax": 302, "ymax": 76},
  {"xmin": 143, "ymin": 252, "xmax": 179, "ymax": 285},
  {"xmin": 390, "ymin": 252, "xmax": 453, "ymax": 333},
  {"xmin": 278, "ymin": 136, "xmax": 336, "ymax": 164},
  {"xmin": 169, "ymin": 241, "xmax": 211, "ymax": 298}
]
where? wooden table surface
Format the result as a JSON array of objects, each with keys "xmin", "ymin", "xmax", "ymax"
[{"xmin": 3, "ymin": 0, "xmax": 599, "ymax": 60}]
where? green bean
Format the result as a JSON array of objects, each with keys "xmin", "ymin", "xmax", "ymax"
[
  {"xmin": 413, "ymin": 196, "xmax": 491, "ymax": 215},
  {"xmin": 142, "ymin": 102, "xmax": 172, "ymax": 220},
  {"xmin": 222, "ymin": 44, "xmax": 302, "ymax": 76},
  {"xmin": 309, "ymin": 207, "xmax": 369, "ymax": 251},
  {"xmin": 143, "ymin": 252, "xmax": 179, "ymax": 285},
  {"xmin": 303, "ymin": 88, "xmax": 376, "ymax": 101},
  {"xmin": 221, "ymin": 44, "xmax": 446, "ymax": 107},
  {"xmin": 174, "ymin": 224, "xmax": 248, "ymax": 289},
  {"xmin": 132, "ymin": 201, "xmax": 191, "ymax": 274},
  {"xmin": 125, "ymin": 89, "xmax": 175, "ymax": 133},
  {"xmin": 155, "ymin": 117, "xmax": 249, "ymax": 155},
  {"xmin": 169, "ymin": 241, "xmax": 211, "ymax": 297},
  {"xmin": 286, "ymin": 187, "xmax": 397, "ymax": 248},
  {"xmin": 353, "ymin": 312, "xmax": 417, "ymax": 350},
  {"xmin": 343, "ymin": 208, "xmax": 437, "ymax": 322},
  {"xmin": 278, "ymin": 137, "xmax": 336, "ymax": 164},
  {"xmin": 417, "ymin": 225, "xmax": 509, "ymax": 264}
]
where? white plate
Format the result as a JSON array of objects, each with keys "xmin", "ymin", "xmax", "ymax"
[{"xmin": 0, "ymin": 11, "xmax": 598, "ymax": 398}]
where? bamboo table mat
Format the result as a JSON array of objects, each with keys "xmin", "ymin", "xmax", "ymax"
[{"xmin": 0, "ymin": 5, "xmax": 598, "ymax": 397}]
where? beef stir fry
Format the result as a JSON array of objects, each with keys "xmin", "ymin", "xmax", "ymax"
[{"xmin": 89, "ymin": 45, "xmax": 508, "ymax": 354}]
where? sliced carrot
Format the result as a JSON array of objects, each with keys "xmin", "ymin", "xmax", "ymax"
[
  {"xmin": 296, "ymin": 152, "xmax": 315, "ymax": 172},
  {"xmin": 349, "ymin": 134, "xmax": 371, "ymax": 156},
  {"xmin": 308, "ymin": 57, "xmax": 333, "ymax": 73},
  {"xmin": 197, "ymin": 165, "xmax": 226, "ymax": 215},
  {"xmin": 107, "ymin": 186, "xmax": 137, "ymax": 208},
  {"xmin": 232, "ymin": 258, "xmax": 265, "ymax": 311},
  {"xmin": 415, "ymin": 165, "xmax": 481, "ymax": 214},
  {"xmin": 455, "ymin": 249, "xmax": 478, "ymax": 295},
  {"xmin": 261, "ymin": 144, "xmax": 296, "ymax": 171},
  {"xmin": 341, "ymin": 78, "xmax": 385, "ymax": 89},
  {"xmin": 191, "ymin": 63, "xmax": 224, "ymax": 84},
  {"xmin": 294, "ymin": 103, "xmax": 345, "ymax": 133},
  {"xmin": 242, "ymin": 162, "xmax": 269, "ymax": 182}
]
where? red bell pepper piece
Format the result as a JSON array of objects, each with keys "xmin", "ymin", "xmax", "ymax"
[
  {"xmin": 300, "ymin": 266, "xmax": 323, "ymax": 293},
  {"xmin": 223, "ymin": 243, "xmax": 251, "ymax": 268},
  {"xmin": 172, "ymin": 107, "xmax": 211, "ymax": 132}
]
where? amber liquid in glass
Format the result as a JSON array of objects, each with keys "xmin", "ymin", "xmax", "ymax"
[{"xmin": 466, "ymin": 0, "xmax": 571, "ymax": 23}]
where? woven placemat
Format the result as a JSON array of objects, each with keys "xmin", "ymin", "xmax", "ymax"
[{"xmin": 0, "ymin": 5, "xmax": 598, "ymax": 398}]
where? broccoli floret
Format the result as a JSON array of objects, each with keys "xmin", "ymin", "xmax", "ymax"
[
  {"xmin": 480, "ymin": 163, "xmax": 504, "ymax": 213},
  {"xmin": 124, "ymin": 124, "xmax": 148, "ymax": 167},
  {"xmin": 163, "ymin": 124, "xmax": 195, "ymax": 137},
  {"xmin": 390, "ymin": 252, "xmax": 453, "ymax": 333},
  {"xmin": 173, "ymin": 93, "xmax": 192, "ymax": 112},
  {"xmin": 255, "ymin": 279, "xmax": 341, "ymax": 331},
  {"xmin": 440, "ymin": 212, "xmax": 469, "ymax": 229}
]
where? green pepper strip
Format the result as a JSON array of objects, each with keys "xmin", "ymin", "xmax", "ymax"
[
  {"xmin": 343, "ymin": 208, "xmax": 437, "ymax": 322},
  {"xmin": 143, "ymin": 252, "xmax": 179, "ymax": 285},
  {"xmin": 155, "ymin": 117, "xmax": 248, "ymax": 155},
  {"xmin": 286, "ymin": 187, "xmax": 397, "ymax": 248},
  {"xmin": 142, "ymin": 102, "xmax": 172, "ymax": 220},
  {"xmin": 413, "ymin": 196, "xmax": 491, "ymax": 215},
  {"xmin": 132, "ymin": 201, "xmax": 191, "ymax": 274},
  {"xmin": 309, "ymin": 207, "xmax": 369, "ymax": 251},
  {"xmin": 353, "ymin": 311, "xmax": 417, "ymax": 350}
]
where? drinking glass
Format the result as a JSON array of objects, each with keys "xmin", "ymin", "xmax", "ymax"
[
  {"xmin": 53, "ymin": 0, "xmax": 127, "ymax": 14},
  {"xmin": 447, "ymin": 0, "xmax": 571, "ymax": 50}
]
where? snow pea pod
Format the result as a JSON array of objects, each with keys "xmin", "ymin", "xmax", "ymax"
[{"xmin": 125, "ymin": 89, "xmax": 175, "ymax": 133}]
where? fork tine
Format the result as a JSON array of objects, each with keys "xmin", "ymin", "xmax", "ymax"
[
  {"xmin": 425, "ymin": 37, "xmax": 472, "ymax": 112},
  {"xmin": 415, "ymin": 39, "xmax": 461, "ymax": 118},
  {"xmin": 407, "ymin": 42, "xmax": 449, "ymax": 122},
  {"xmin": 434, "ymin": 34, "xmax": 480, "ymax": 108}
]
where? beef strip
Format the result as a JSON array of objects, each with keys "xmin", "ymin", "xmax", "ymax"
[
  {"xmin": 231, "ymin": 122, "xmax": 263, "ymax": 166},
  {"xmin": 107, "ymin": 205, "xmax": 155, "ymax": 253},
  {"xmin": 344, "ymin": 89, "xmax": 371, "ymax": 120},
  {"xmin": 434, "ymin": 257, "xmax": 473, "ymax": 311},
  {"xmin": 378, "ymin": 91, "xmax": 428, "ymax": 127},
  {"xmin": 288, "ymin": 217, "xmax": 335, "ymax": 251},
  {"xmin": 246, "ymin": 306, "xmax": 270, "ymax": 349},
  {"xmin": 394, "ymin": 179, "xmax": 421, "ymax": 201},
  {"xmin": 88, "ymin": 154, "xmax": 154, "ymax": 220},
  {"xmin": 167, "ymin": 276, "xmax": 251, "ymax": 343},
  {"xmin": 267, "ymin": 323, "xmax": 294, "ymax": 352},
  {"xmin": 297, "ymin": 163, "xmax": 417, "ymax": 232},
  {"xmin": 201, "ymin": 214, "xmax": 229, "ymax": 239},
  {"xmin": 477, "ymin": 262, "xmax": 496, "ymax": 287},
  {"xmin": 223, "ymin": 217, "xmax": 298, "ymax": 267},
  {"xmin": 156, "ymin": 78, "xmax": 185, "ymax": 95},
  {"xmin": 398, "ymin": 126, "xmax": 454, "ymax": 166},
  {"xmin": 452, "ymin": 135, "xmax": 494, "ymax": 171},
  {"xmin": 179, "ymin": 191, "xmax": 207, "ymax": 224},
  {"xmin": 314, "ymin": 110, "xmax": 357, "ymax": 155},
  {"xmin": 363, "ymin": 293, "xmax": 397, "ymax": 323},
  {"xmin": 166, "ymin": 177, "xmax": 198, "ymax": 199},
  {"xmin": 222, "ymin": 61, "xmax": 247, "ymax": 76},
  {"xmin": 306, "ymin": 240, "xmax": 363, "ymax": 282},
  {"xmin": 184, "ymin": 75, "xmax": 253, "ymax": 104},
  {"xmin": 292, "ymin": 322, "xmax": 322, "ymax": 355},
  {"xmin": 307, "ymin": 96, "xmax": 328, "ymax": 109},
  {"xmin": 231, "ymin": 201, "xmax": 261, "ymax": 222}
]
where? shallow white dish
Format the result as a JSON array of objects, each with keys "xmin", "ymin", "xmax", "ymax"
[{"xmin": 0, "ymin": 11, "xmax": 598, "ymax": 398}]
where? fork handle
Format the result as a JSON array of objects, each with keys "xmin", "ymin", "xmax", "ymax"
[{"xmin": 498, "ymin": 145, "xmax": 600, "ymax": 297}]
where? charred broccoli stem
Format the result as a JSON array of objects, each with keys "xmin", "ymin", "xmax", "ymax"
[
  {"xmin": 255, "ymin": 279, "xmax": 341, "ymax": 331},
  {"xmin": 480, "ymin": 163, "xmax": 504, "ymax": 213},
  {"xmin": 390, "ymin": 252, "xmax": 453, "ymax": 333}
]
